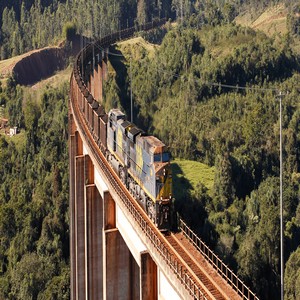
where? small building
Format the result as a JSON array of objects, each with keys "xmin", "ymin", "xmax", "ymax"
[{"xmin": 9, "ymin": 126, "xmax": 18, "ymax": 137}]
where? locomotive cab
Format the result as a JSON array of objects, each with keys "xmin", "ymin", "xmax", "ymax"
[
  {"xmin": 106, "ymin": 108, "xmax": 172, "ymax": 232},
  {"xmin": 147, "ymin": 138, "xmax": 172, "ymax": 231}
]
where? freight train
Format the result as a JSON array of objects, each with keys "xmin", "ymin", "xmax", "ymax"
[{"xmin": 71, "ymin": 19, "xmax": 172, "ymax": 231}]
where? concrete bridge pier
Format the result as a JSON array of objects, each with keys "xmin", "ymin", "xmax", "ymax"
[
  {"xmin": 102, "ymin": 183, "xmax": 140, "ymax": 300},
  {"xmin": 140, "ymin": 252, "xmax": 157, "ymax": 300},
  {"xmin": 86, "ymin": 184, "xmax": 103, "ymax": 299}
]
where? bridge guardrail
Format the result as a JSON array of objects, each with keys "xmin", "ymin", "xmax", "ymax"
[{"xmin": 179, "ymin": 218, "xmax": 259, "ymax": 300}]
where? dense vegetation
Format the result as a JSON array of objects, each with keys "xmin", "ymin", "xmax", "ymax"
[
  {"xmin": 0, "ymin": 80, "xmax": 69, "ymax": 299},
  {"xmin": 1, "ymin": 0, "xmax": 300, "ymax": 299},
  {"xmin": 1, "ymin": 0, "xmax": 299, "ymax": 59},
  {"xmin": 0, "ymin": 0, "xmax": 173, "ymax": 60}
]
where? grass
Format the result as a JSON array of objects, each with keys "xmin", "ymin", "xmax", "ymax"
[
  {"xmin": 235, "ymin": 3, "xmax": 287, "ymax": 36},
  {"xmin": 0, "ymin": 55, "xmax": 20, "ymax": 72},
  {"xmin": 117, "ymin": 36, "xmax": 158, "ymax": 60},
  {"xmin": 172, "ymin": 159, "xmax": 215, "ymax": 199},
  {"xmin": 31, "ymin": 66, "xmax": 72, "ymax": 90},
  {"xmin": 0, "ymin": 52, "xmax": 32, "ymax": 81}
]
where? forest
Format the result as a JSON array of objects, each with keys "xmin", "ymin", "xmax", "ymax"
[
  {"xmin": 117, "ymin": 25, "xmax": 300, "ymax": 299},
  {"xmin": 0, "ymin": 79, "xmax": 70, "ymax": 299},
  {"xmin": 1, "ymin": 0, "xmax": 300, "ymax": 299}
]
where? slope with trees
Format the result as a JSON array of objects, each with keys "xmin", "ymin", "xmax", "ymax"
[
  {"xmin": 1, "ymin": 1, "xmax": 300, "ymax": 299},
  {"xmin": 0, "ymin": 79, "xmax": 70, "ymax": 299},
  {"xmin": 107, "ymin": 19, "xmax": 300, "ymax": 299}
]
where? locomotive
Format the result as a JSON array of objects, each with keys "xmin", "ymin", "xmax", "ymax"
[
  {"xmin": 106, "ymin": 109, "xmax": 172, "ymax": 231},
  {"xmin": 71, "ymin": 19, "xmax": 172, "ymax": 231},
  {"xmin": 75, "ymin": 98, "xmax": 173, "ymax": 231}
]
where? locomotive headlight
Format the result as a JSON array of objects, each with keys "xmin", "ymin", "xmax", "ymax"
[{"xmin": 163, "ymin": 168, "xmax": 166, "ymax": 176}]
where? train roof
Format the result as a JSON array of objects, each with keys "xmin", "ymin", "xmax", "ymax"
[
  {"xmin": 120, "ymin": 120, "xmax": 131, "ymax": 129},
  {"xmin": 139, "ymin": 135, "xmax": 167, "ymax": 154},
  {"xmin": 108, "ymin": 108, "xmax": 167, "ymax": 151},
  {"xmin": 109, "ymin": 108, "xmax": 125, "ymax": 121},
  {"xmin": 129, "ymin": 126, "xmax": 144, "ymax": 137}
]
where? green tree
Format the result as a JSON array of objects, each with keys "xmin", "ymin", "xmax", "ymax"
[
  {"xmin": 10, "ymin": 252, "xmax": 55, "ymax": 300},
  {"xmin": 63, "ymin": 21, "xmax": 76, "ymax": 41},
  {"xmin": 213, "ymin": 153, "xmax": 234, "ymax": 211},
  {"xmin": 284, "ymin": 247, "xmax": 300, "ymax": 300}
]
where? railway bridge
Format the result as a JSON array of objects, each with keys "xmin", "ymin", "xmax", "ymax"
[{"xmin": 69, "ymin": 22, "xmax": 258, "ymax": 300}]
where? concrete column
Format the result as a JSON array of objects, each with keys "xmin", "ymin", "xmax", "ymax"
[
  {"xmin": 84, "ymin": 155, "xmax": 94, "ymax": 185},
  {"xmin": 86, "ymin": 184, "xmax": 103, "ymax": 300},
  {"xmin": 102, "ymin": 192, "xmax": 140, "ymax": 300},
  {"xmin": 70, "ymin": 133, "xmax": 76, "ymax": 300},
  {"xmin": 104, "ymin": 228, "xmax": 140, "ymax": 300},
  {"xmin": 93, "ymin": 65, "xmax": 99, "ymax": 101},
  {"xmin": 98, "ymin": 63, "xmax": 103, "ymax": 103},
  {"xmin": 70, "ymin": 126, "xmax": 82, "ymax": 300},
  {"xmin": 75, "ymin": 155, "xmax": 86, "ymax": 300},
  {"xmin": 103, "ymin": 191, "xmax": 116, "ymax": 230},
  {"xmin": 75, "ymin": 131, "xmax": 83, "ymax": 156},
  {"xmin": 69, "ymin": 112, "xmax": 76, "ymax": 136},
  {"xmin": 140, "ymin": 252, "xmax": 157, "ymax": 300}
]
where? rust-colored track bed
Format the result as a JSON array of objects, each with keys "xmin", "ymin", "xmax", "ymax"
[{"xmin": 166, "ymin": 233, "xmax": 243, "ymax": 300}]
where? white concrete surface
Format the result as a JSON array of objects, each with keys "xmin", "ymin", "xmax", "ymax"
[
  {"xmin": 158, "ymin": 269, "xmax": 182, "ymax": 300},
  {"xmin": 94, "ymin": 167, "xmax": 108, "ymax": 199},
  {"xmin": 116, "ymin": 204, "xmax": 147, "ymax": 267}
]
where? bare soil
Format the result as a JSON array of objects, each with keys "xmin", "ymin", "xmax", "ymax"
[{"xmin": 0, "ymin": 35, "xmax": 81, "ymax": 86}]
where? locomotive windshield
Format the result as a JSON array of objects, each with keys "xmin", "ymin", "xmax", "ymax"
[
  {"xmin": 154, "ymin": 152, "xmax": 170, "ymax": 163},
  {"xmin": 162, "ymin": 152, "xmax": 170, "ymax": 162}
]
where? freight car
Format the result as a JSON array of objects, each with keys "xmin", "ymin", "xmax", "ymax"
[{"xmin": 72, "ymin": 18, "xmax": 172, "ymax": 231}]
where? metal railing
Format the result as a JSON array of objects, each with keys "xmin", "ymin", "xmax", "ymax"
[{"xmin": 179, "ymin": 218, "xmax": 259, "ymax": 300}]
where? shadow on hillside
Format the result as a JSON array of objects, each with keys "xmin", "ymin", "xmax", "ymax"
[
  {"xmin": 172, "ymin": 162, "xmax": 218, "ymax": 246},
  {"xmin": 107, "ymin": 44, "xmax": 154, "ymax": 131},
  {"xmin": 13, "ymin": 34, "xmax": 83, "ymax": 86}
]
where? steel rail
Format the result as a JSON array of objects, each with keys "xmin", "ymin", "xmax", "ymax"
[{"xmin": 179, "ymin": 219, "xmax": 259, "ymax": 300}]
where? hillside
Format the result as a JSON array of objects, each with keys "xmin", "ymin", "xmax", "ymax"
[
  {"xmin": 1, "ymin": 1, "xmax": 300, "ymax": 299},
  {"xmin": 111, "ymin": 21, "xmax": 300, "ymax": 300},
  {"xmin": 235, "ymin": 3, "xmax": 288, "ymax": 36}
]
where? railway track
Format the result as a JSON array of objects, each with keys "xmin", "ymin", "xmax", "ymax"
[
  {"xmin": 166, "ymin": 234, "xmax": 226, "ymax": 300},
  {"xmin": 71, "ymin": 71, "xmax": 242, "ymax": 300}
]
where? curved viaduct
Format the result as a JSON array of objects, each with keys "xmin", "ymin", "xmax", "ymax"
[{"xmin": 69, "ymin": 22, "xmax": 258, "ymax": 300}]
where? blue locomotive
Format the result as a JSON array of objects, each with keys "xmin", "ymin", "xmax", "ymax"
[{"xmin": 106, "ymin": 109, "xmax": 172, "ymax": 231}]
